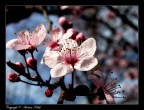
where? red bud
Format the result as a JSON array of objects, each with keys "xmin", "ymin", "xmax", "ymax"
[
  {"xmin": 8, "ymin": 73, "xmax": 20, "ymax": 82},
  {"xmin": 75, "ymin": 32, "xmax": 85, "ymax": 43},
  {"xmin": 45, "ymin": 88, "xmax": 53, "ymax": 97},
  {"xmin": 26, "ymin": 57, "xmax": 37, "ymax": 69},
  {"xmin": 59, "ymin": 16, "xmax": 68, "ymax": 28},
  {"xmin": 6, "ymin": 61, "xmax": 25, "ymax": 74}
]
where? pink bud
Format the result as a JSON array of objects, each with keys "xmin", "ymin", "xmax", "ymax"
[
  {"xmin": 59, "ymin": 16, "xmax": 68, "ymax": 27},
  {"xmin": 45, "ymin": 88, "xmax": 53, "ymax": 97},
  {"xmin": 26, "ymin": 57, "xmax": 37, "ymax": 69},
  {"xmin": 15, "ymin": 62, "xmax": 25, "ymax": 69},
  {"xmin": 6, "ymin": 61, "xmax": 25, "ymax": 74},
  {"xmin": 8, "ymin": 73, "xmax": 20, "ymax": 82},
  {"xmin": 75, "ymin": 32, "xmax": 85, "ymax": 43}
]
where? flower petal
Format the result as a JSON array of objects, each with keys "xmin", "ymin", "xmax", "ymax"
[
  {"xmin": 62, "ymin": 31, "xmax": 73, "ymax": 39},
  {"xmin": 42, "ymin": 51, "xmax": 61, "ymax": 68},
  {"xmin": 78, "ymin": 38, "xmax": 96, "ymax": 59},
  {"xmin": 60, "ymin": 39, "xmax": 78, "ymax": 50},
  {"xmin": 74, "ymin": 57, "xmax": 98, "ymax": 71},
  {"xmin": 104, "ymin": 90, "xmax": 115, "ymax": 104},
  {"xmin": 50, "ymin": 27, "xmax": 63, "ymax": 41},
  {"xmin": 31, "ymin": 24, "xmax": 47, "ymax": 46},
  {"xmin": 6, "ymin": 39, "xmax": 31, "ymax": 50},
  {"xmin": 50, "ymin": 63, "xmax": 74, "ymax": 78},
  {"xmin": 17, "ymin": 30, "xmax": 31, "ymax": 45}
]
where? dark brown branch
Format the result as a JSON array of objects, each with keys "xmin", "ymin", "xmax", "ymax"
[{"xmin": 106, "ymin": 6, "xmax": 138, "ymax": 31}]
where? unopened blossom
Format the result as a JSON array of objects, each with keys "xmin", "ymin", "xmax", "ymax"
[
  {"xmin": 6, "ymin": 24, "xmax": 46, "ymax": 50},
  {"xmin": 8, "ymin": 73, "xmax": 20, "ymax": 82},
  {"xmin": 43, "ymin": 38, "xmax": 98, "ymax": 78},
  {"xmin": 88, "ymin": 70, "xmax": 125, "ymax": 104}
]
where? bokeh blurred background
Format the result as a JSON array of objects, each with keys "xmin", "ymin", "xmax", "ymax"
[{"xmin": 6, "ymin": 6, "xmax": 138, "ymax": 104}]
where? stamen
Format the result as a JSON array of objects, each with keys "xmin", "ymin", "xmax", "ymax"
[
  {"xmin": 105, "ymin": 78, "xmax": 117, "ymax": 89},
  {"xmin": 107, "ymin": 85, "xmax": 121, "ymax": 91}
]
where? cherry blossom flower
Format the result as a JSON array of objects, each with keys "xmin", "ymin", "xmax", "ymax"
[
  {"xmin": 40, "ymin": 27, "xmax": 74, "ymax": 64},
  {"xmin": 6, "ymin": 24, "xmax": 46, "ymax": 50},
  {"xmin": 42, "ymin": 38, "xmax": 98, "ymax": 78},
  {"xmin": 88, "ymin": 70, "xmax": 125, "ymax": 104},
  {"xmin": 44, "ymin": 27, "xmax": 74, "ymax": 52}
]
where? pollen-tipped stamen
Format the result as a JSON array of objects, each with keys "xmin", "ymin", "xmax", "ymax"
[
  {"xmin": 107, "ymin": 85, "xmax": 121, "ymax": 92},
  {"xmin": 104, "ymin": 78, "xmax": 117, "ymax": 89},
  {"xmin": 104, "ymin": 72, "xmax": 113, "ymax": 84}
]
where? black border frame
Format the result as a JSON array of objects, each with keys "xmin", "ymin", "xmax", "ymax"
[{"xmin": 1, "ymin": 0, "xmax": 144, "ymax": 110}]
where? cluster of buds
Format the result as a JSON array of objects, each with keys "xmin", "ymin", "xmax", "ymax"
[{"xmin": 59, "ymin": 16, "xmax": 85, "ymax": 44}]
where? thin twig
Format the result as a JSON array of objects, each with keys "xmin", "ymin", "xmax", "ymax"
[
  {"xmin": 23, "ymin": 55, "xmax": 30, "ymax": 75},
  {"xmin": 57, "ymin": 90, "xmax": 65, "ymax": 104},
  {"xmin": 20, "ymin": 80, "xmax": 43, "ymax": 86}
]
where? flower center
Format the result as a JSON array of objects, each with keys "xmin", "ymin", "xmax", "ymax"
[
  {"xmin": 63, "ymin": 48, "xmax": 78, "ymax": 66},
  {"xmin": 49, "ymin": 41, "xmax": 58, "ymax": 49}
]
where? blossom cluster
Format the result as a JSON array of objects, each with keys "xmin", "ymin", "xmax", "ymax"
[{"xmin": 6, "ymin": 16, "xmax": 124, "ymax": 104}]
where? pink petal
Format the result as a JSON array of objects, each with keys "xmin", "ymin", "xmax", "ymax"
[
  {"xmin": 88, "ymin": 74, "xmax": 104, "ymax": 88},
  {"xmin": 31, "ymin": 24, "xmax": 47, "ymax": 46},
  {"xmin": 104, "ymin": 90, "xmax": 115, "ymax": 104},
  {"xmin": 17, "ymin": 30, "xmax": 31, "ymax": 45},
  {"xmin": 74, "ymin": 57, "xmax": 98, "ymax": 71},
  {"xmin": 58, "ymin": 32, "xmax": 74, "ymax": 44},
  {"xmin": 50, "ymin": 63, "xmax": 74, "ymax": 78},
  {"xmin": 78, "ymin": 38, "xmax": 96, "ymax": 59},
  {"xmin": 50, "ymin": 27, "xmax": 63, "ymax": 41},
  {"xmin": 43, "ymin": 51, "xmax": 61, "ymax": 68},
  {"xmin": 6, "ymin": 39, "xmax": 31, "ymax": 50},
  {"xmin": 62, "ymin": 31, "xmax": 73, "ymax": 39},
  {"xmin": 60, "ymin": 39, "xmax": 78, "ymax": 52}
]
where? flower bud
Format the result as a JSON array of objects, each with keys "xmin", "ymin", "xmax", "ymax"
[
  {"xmin": 45, "ymin": 88, "xmax": 53, "ymax": 97},
  {"xmin": 6, "ymin": 61, "xmax": 25, "ymax": 74},
  {"xmin": 8, "ymin": 73, "xmax": 20, "ymax": 82},
  {"xmin": 64, "ymin": 88, "xmax": 76, "ymax": 101},
  {"xmin": 59, "ymin": 16, "xmax": 68, "ymax": 29},
  {"xmin": 75, "ymin": 85, "xmax": 90, "ymax": 96},
  {"xmin": 15, "ymin": 62, "xmax": 25, "ymax": 69},
  {"xmin": 26, "ymin": 57, "xmax": 37, "ymax": 69},
  {"xmin": 75, "ymin": 32, "xmax": 85, "ymax": 43},
  {"xmin": 59, "ymin": 16, "xmax": 73, "ymax": 30}
]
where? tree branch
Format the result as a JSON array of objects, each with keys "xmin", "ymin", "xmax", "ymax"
[{"xmin": 106, "ymin": 6, "xmax": 138, "ymax": 31}]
